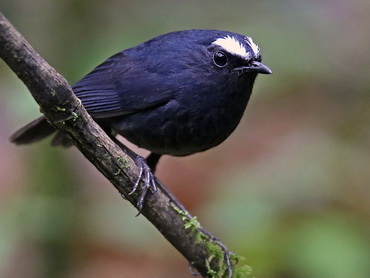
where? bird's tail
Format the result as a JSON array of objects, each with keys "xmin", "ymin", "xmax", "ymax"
[{"xmin": 10, "ymin": 116, "xmax": 72, "ymax": 147}]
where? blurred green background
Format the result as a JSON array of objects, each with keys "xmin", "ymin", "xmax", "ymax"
[{"xmin": 0, "ymin": 0, "xmax": 369, "ymax": 277}]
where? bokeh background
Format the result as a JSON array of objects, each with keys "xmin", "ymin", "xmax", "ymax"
[{"xmin": 1, "ymin": 0, "xmax": 369, "ymax": 277}]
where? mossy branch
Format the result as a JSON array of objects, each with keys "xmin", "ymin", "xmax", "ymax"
[{"xmin": 0, "ymin": 11, "xmax": 246, "ymax": 277}]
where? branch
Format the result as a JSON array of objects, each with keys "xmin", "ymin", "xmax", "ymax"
[{"xmin": 0, "ymin": 12, "xmax": 244, "ymax": 278}]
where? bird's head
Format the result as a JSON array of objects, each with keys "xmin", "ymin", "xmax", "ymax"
[
  {"xmin": 208, "ymin": 33, "xmax": 272, "ymax": 75},
  {"xmin": 129, "ymin": 30, "xmax": 271, "ymax": 93}
]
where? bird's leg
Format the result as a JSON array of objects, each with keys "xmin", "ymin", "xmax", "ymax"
[
  {"xmin": 146, "ymin": 152, "xmax": 162, "ymax": 172},
  {"xmin": 110, "ymin": 136, "xmax": 157, "ymax": 211}
]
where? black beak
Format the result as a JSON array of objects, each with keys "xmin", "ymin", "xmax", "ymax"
[{"xmin": 234, "ymin": 61, "xmax": 272, "ymax": 74}]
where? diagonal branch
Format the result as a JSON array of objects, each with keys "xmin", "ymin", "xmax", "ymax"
[{"xmin": 0, "ymin": 12, "xmax": 248, "ymax": 278}]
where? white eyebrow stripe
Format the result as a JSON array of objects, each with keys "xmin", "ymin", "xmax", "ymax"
[
  {"xmin": 212, "ymin": 36, "xmax": 251, "ymax": 59},
  {"xmin": 245, "ymin": 36, "xmax": 260, "ymax": 57}
]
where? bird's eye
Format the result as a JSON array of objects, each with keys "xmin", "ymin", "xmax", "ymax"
[{"xmin": 213, "ymin": 51, "xmax": 228, "ymax": 67}]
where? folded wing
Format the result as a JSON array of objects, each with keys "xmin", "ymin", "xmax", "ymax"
[{"xmin": 73, "ymin": 52, "xmax": 173, "ymax": 118}]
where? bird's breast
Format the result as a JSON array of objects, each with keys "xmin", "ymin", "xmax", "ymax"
[{"xmin": 110, "ymin": 84, "xmax": 252, "ymax": 156}]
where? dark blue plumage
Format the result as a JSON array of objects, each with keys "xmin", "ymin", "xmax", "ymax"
[{"xmin": 11, "ymin": 29, "xmax": 271, "ymax": 167}]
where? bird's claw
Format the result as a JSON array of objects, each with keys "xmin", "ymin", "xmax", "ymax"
[{"xmin": 129, "ymin": 156, "xmax": 157, "ymax": 212}]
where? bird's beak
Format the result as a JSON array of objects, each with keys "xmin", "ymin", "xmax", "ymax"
[{"xmin": 234, "ymin": 61, "xmax": 272, "ymax": 74}]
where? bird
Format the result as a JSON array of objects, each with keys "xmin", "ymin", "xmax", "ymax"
[{"xmin": 11, "ymin": 29, "xmax": 271, "ymax": 205}]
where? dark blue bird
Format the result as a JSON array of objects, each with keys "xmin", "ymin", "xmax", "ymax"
[{"xmin": 11, "ymin": 29, "xmax": 271, "ymax": 183}]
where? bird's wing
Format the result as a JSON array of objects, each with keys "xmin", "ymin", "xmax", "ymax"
[{"xmin": 72, "ymin": 52, "xmax": 173, "ymax": 118}]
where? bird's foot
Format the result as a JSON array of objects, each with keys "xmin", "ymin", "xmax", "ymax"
[
  {"xmin": 129, "ymin": 156, "xmax": 158, "ymax": 212},
  {"xmin": 109, "ymin": 136, "xmax": 158, "ymax": 212}
]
